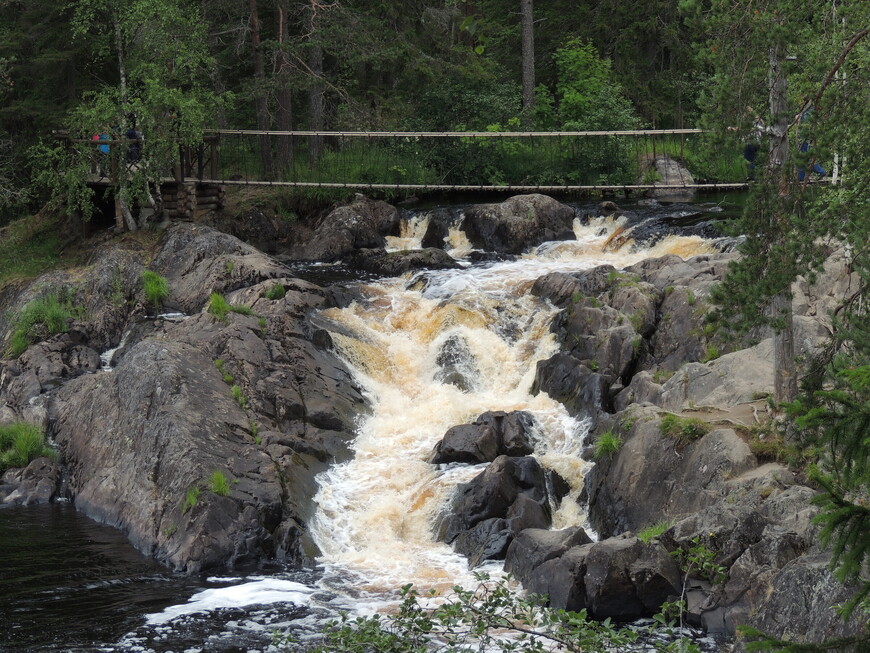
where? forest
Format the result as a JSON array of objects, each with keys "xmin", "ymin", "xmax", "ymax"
[{"xmin": 0, "ymin": 0, "xmax": 755, "ymax": 225}]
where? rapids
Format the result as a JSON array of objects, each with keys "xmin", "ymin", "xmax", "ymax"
[{"xmin": 0, "ymin": 198, "xmax": 737, "ymax": 651}]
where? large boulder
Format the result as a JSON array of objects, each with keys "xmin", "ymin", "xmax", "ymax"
[
  {"xmin": 583, "ymin": 406, "xmax": 758, "ymax": 538},
  {"xmin": 437, "ymin": 455, "xmax": 552, "ymax": 566},
  {"xmin": 428, "ymin": 411, "xmax": 536, "ymax": 465},
  {"xmin": 289, "ymin": 196, "xmax": 401, "ymax": 262},
  {"xmin": 516, "ymin": 534, "xmax": 681, "ymax": 619},
  {"xmin": 344, "ymin": 247, "xmax": 460, "ymax": 276},
  {"xmin": 464, "ymin": 194, "xmax": 576, "ymax": 254}
]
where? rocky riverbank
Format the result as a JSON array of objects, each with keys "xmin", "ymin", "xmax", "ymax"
[{"xmin": 0, "ymin": 193, "xmax": 863, "ymax": 647}]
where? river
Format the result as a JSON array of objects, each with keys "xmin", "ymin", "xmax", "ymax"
[{"xmin": 0, "ymin": 196, "xmax": 742, "ymax": 652}]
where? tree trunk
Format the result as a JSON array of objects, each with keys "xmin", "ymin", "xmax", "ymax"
[
  {"xmin": 276, "ymin": 0, "xmax": 294, "ymax": 175},
  {"xmin": 307, "ymin": 1, "xmax": 324, "ymax": 165},
  {"xmin": 520, "ymin": 0, "xmax": 535, "ymax": 127},
  {"xmin": 249, "ymin": 0, "xmax": 274, "ymax": 180},
  {"xmin": 768, "ymin": 44, "xmax": 797, "ymax": 404},
  {"xmin": 113, "ymin": 14, "xmax": 136, "ymax": 231}
]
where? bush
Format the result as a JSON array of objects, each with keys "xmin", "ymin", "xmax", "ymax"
[
  {"xmin": 231, "ymin": 384, "xmax": 248, "ymax": 409},
  {"xmin": 659, "ymin": 413, "xmax": 710, "ymax": 445},
  {"xmin": 0, "ymin": 422, "xmax": 54, "ymax": 472},
  {"xmin": 7, "ymin": 292, "xmax": 77, "ymax": 357},
  {"xmin": 209, "ymin": 470, "xmax": 231, "ymax": 496},
  {"xmin": 272, "ymin": 574, "xmax": 697, "ymax": 652},
  {"xmin": 592, "ymin": 431, "xmax": 622, "ymax": 460},
  {"xmin": 141, "ymin": 270, "xmax": 169, "ymax": 309}
]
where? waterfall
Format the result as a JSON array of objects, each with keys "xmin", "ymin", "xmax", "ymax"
[{"xmin": 308, "ymin": 213, "xmax": 718, "ymax": 603}]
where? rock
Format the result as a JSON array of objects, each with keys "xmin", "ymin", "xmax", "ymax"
[
  {"xmin": 51, "ymin": 339, "xmax": 285, "ymax": 572},
  {"xmin": 584, "ymin": 535, "xmax": 681, "ymax": 617},
  {"xmin": 344, "ymin": 247, "xmax": 461, "ymax": 276},
  {"xmin": 438, "ymin": 456, "xmax": 551, "ymax": 565},
  {"xmin": 532, "ymin": 353, "xmax": 611, "ymax": 416},
  {"xmin": 464, "ymin": 194, "xmax": 576, "ymax": 254},
  {"xmin": 429, "ymin": 423, "xmax": 499, "ymax": 465},
  {"xmin": 504, "ymin": 527, "xmax": 593, "ymax": 583},
  {"xmin": 434, "ymin": 334, "xmax": 480, "ymax": 392},
  {"xmin": 521, "ymin": 535, "xmax": 680, "ymax": 619},
  {"xmin": 150, "ymin": 223, "xmax": 291, "ymax": 314},
  {"xmin": 429, "ymin": 411, "xmax": 536, "ymax": 465},
  {"xmin": 640, "ymin": 155, "xmax": 696, "ymax": 201},
  {"xmin": 0, "ymin": 456, "xmax": 60, "ymax": 506},
  {"xmin": 584, "ymin": 406, "xmax": 757, "ymax": 538},
  {"xmin": 290, "ymin": 196, "xmax": 401, "ymax": 261}
]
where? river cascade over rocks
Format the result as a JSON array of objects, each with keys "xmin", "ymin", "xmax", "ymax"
[{"xmin": 0, "ymin": 193, "xmax": 865, "ymax": 650}]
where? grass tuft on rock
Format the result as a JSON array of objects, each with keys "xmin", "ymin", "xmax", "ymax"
[
  {"xmin": 141, "ymin": 270, "xmax": 169, "ymax": 309},
  {"xmin": 208, "ymin": 292, "xmax": 253, "ymax": 323},
  {"xmin": 659, "ymin": 413, "xmax": 710, "ymax": 445},
  {"xmin": 209, "ymin": 470, "xmax": 231, "ymax": 496},
  {"xmin": 592, "ymin": 431, "xmax": 622, "ymax": 460},
  {"xmin": 7, "ymin": 292, "xmax": 78, "ymax": 357},
  {"xmin": 0, "ymin": 422, "xmax": 54, "ymax": 473}
]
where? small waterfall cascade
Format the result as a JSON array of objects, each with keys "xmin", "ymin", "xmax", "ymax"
[{"xmin": 308, "ymin": 211, "xmax": 719, "ymax": 604}]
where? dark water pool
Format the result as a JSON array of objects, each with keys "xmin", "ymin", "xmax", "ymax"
[{"xmin": 0, "ymin": 504, "xmax": 204, "ymax": 651}]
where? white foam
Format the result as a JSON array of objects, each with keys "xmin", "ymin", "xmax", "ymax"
[{"xmin": 145, "ymin": 579, "xmax": 315, "ymax": 625}]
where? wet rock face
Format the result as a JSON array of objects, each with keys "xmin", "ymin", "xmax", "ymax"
[
  {"xmin": 506, "ymin": 531, "xmax": 681, "ymax": 619},
  {"xmin": 437, "ymin": 455, "xmax": 553, "ymax": 567},
  {"xmin": 0, "ymin": 222, "xmax": 370, "ymax": 572},
  {"xmin": 464, "ymin": 194, "xmax": 576, "ymax": 254},
  {"xmin": 0, "ymin": 457, "xmax": 60, "ymax": 507},
  {"xmin": 344, "ymin": 247, "xmax": 460, "ymax": 276},
  {"xmin": 428, "ymin": 411, "xmax": 536, "ymax": 465}
]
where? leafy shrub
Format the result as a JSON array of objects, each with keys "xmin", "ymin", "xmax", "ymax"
[
  {"xmin": 141, "ymin": 270, "xmax": 169, "ymax": 308},
  {"xmin": 209, "ymin": 470, "xmax": 231, "ymax": 496},
  {"xmin": 0, "ymin": 422, "xmax": 54, "ymax": 472},
  {"xmin": 592, "ymin": 431, "xmax": 622, "ymax": 460},
  {"xmin": 264, "ymin": 284, "xmax": 285, "ymax": 300},
  {"xmin": 659, "ymin": 413, "xmax": 710, "ymax": 445},
  {"xmin": 273, "ymin": 573, "xmax": 697, "ymax": 652},
  {"xmin": 7, "ymin": 292, "xmax": 77, "ymax": 357}
]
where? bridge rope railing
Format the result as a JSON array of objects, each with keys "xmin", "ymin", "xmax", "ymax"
[
  {"xmin": 57, "ymin": 129, "xmax": 749, "ymax": 192},
  {"xmin": 199, "ymin": 129, "xmax": 749, "ymax": 192}
]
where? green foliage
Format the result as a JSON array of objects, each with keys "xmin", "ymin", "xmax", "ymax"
[
  {"xmin": 264, "ymin": 284, "xmax": 285, "ymax": 300},
  {"xmin": 700, "ymin": 345, "xmax": 720, "ymax": 363},
  {"xmin": 593, "ymin": 431, "xmax": 622, "ymax": 461},
  {"xmin": 783, "ymin": 315, "xmax": 870, "ymax": 622},
  {"xmin": 140, "ymin": 270, "xmax": 168, "ymax": 309},
  {"xmin": 274, "ymin": 574, "xmax": 700, "ymax": 653},
  {"xmin": 214, "ymin": 358, "xmax": 233, "ymax": 384},
  {"xmin": 638, "ymin": 520, "xmax": 673, "ymax": 543},
  {"xmin": 208, "ymin": 293, "xmax": 254, "ymax": 323},
  {"xmin": 659, "ymin": 414, "xmax": 710, "ymax": 445},
  {"xmin": 182, "ymin": 485, "xmax": 200, "ymax": 514},
  {"xmin": 0, "ymin": 216, "xmax": 62, "ymax": 287},
  {"xmin": 7, "ymin": 290, "xmax": 78, "ymax": 357},
  {"xmin": 208, "ymin": 470, "xmax": 230, "ymax": 496},
  {"xmin": 0, "ymin": 422, "xmax": 54, "ymax": 472},
  {"xmin": 207, "ymin": 292, "xmax": 230, "ymax": 322},
  {"xmin": 224, "ymin": 259, "xmax": 234, "ymax": 276},
  {"xmin": 231, "ymin": 384, "xmax": 248, "ymax": 410}
]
